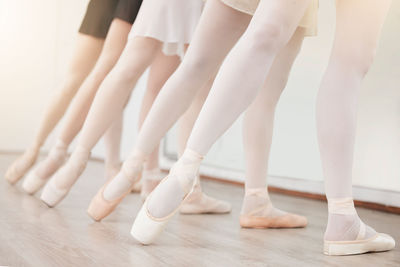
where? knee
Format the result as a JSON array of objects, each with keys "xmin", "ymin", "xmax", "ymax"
[
  {"xmin": 113, "ymin": 61, "xmax": 139, "ymax": 82},
  {"xmin": 89, "ymin": 58, "xmax": 117, "ymax": 84},
  {"xmin": 58, "ymin": 79, "xmax": 80, "ymax": 100},
  {"xmin": 334, "ymin": 46, "xmax": 377, "ymax": 77},
  {"xmin": 180, "ymin": 54, "xmax": 214, "ymax": 79},
  {"xmin": 246, "ymin": 23, "xmax": 287, "ymax": 52}
]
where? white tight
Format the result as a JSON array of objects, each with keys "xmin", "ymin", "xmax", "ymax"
[
  {"xmin": 57, "ymin": 19, "xmax": 132, "ymax": 166},
  {"xmin": 6, "ymin": 30, "xmax": 104, "ymax": 183},
  {"xmin": 22, "ymin": 19, "xmax": 132, "ymax": 187},
  {"xmin": 75, "ymin": 37, "xmax": 161, "ymax": 154},
  {"xmin": 186, "ymin": 0, "xmax": 310, "ymax": 155},
  {"xmin": 318, "ymin": 0, "xmax": 391, "ymax": 241},
  {"xmin": 134, "ymin": 0, "xmax": 252, "ymax": 155},
  {"xmin": 104, "ymin": 0, "xmax": 252, "ymax": 201},
  {"xmin": 56, "ymin": 36, "xmax": 185, "ymax": 192},
  {"xmin": 243, "ymin": 28, "xmax": 304, "ymax": 190},
  {"xmin": 139, "ymin": 50, "xmax": 181, "ymax": 171},
  {"xmin": 318, "ymin": 0, "xmax": 391, "ymax": 199},
  {"xmin": 146, "ymin": 0, "xmax": 311, "ymax": 218},
  {"xmin": 33, "ymin": 34, "xmax": 104, "ymax": 149},
  {"xmin": 177, "ymin": 77, "xmax": 213, "ymax": 157}
]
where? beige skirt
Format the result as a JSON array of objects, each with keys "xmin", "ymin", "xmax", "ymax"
[
  {"xmin": 221, "ymin": 0, "xmax": 318, "ymax": 36},
  {"xmin": 129, "ymin": 0, "xmax": 204, "ymax": 58}
]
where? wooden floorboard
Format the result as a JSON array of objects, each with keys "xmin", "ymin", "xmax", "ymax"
[{"xmin": 0, "ymin": 154, "xmax": 399, "ymax": 267}]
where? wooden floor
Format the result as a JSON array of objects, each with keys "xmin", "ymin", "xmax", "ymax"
[{"xmin": 0, "ymin": 154, "xmax": 399, "ymax": 267}]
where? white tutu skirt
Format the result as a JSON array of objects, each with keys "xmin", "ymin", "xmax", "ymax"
[{"xmin": 128, "ymin": 0, "xmax": 204, "ymax": 58}]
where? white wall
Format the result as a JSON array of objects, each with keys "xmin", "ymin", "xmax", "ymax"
[
  {"xmin": 164, "ymin": 1, "xmax": 400, "ymax": 206},
  {"xmin": 1, "ymin": 1, "xmax": 400, "ymax": 206}
]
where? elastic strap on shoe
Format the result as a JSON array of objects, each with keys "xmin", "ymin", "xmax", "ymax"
[{"xmin": 327, "ymin": 198, "xmax": 356, "ymax": 215}]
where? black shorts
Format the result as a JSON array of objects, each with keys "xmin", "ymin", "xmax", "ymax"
[
  {"xmin": 114, "ymin": 0, "xmax": 142, "ymax": 25},
  {"xmin": 79, "ymin": 0, "xmax": 142, "ymax": 39}
]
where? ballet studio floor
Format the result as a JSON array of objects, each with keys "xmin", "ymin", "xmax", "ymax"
[{"xmin": 0, "ymin": 153, "xmax": 399, "ymax": 267}]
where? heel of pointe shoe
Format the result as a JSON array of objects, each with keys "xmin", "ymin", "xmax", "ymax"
[
  {"xmin": 130, "ymin": 203, "xmax": 168, "ymax": 245},
  {"xmin": 22, "ymin": 172, "xmax": 46, "ymax": 195},
  {"xmin": 323, "ymin": 233, "xmax": 396, "ymax": 256},
  {"xmin": 40, "ymin": 180, "xmax": 67, "ymax": 207}
]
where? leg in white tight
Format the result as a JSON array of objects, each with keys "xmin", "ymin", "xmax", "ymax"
[
  {"xmin": 22, "ymin": 19, "xmax": 132, "ymax": 193},
  {"xmin": 147, "ymin": 0, "xmax": 311, "ymax": 218},
  {"xmin": 241, "ymin": 28, "xmax": 307, "ymax": 228},
  {"xmin": 5, "ymin": 33, "xmax": 104, "ymax": 184},
  {"xmin": 103, "ymin": 113, "xmax": 123, "ymax": 181},
  {"xmin": 177, "ymin": 77, "xmax": 232, "ymax": 214},
  {"xmin": 139, "ymin": 50, "xmax": 181, "ymax": 197},
  {"xmin": 177, "ymin": 78, "xmax": 213, "ymax": 157},
  {"xmin": 134, "ymin": 0, "xmax": 251, "ymax": 155},
  {"xmin": 317, "ymin": 0, "xmax": 393, "ymax": 245},
  {"xmin": 41, "ymin": 37, "xmax": 162, "ymax": 204},
  {"xmin": 103, "ymin": 0, "xmax": 251, "ymax": 202}
]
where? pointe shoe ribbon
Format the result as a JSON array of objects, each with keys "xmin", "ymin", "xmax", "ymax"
[{"xmin": 179, "ymin": 176, "xmax": 232, "ymax": 214}]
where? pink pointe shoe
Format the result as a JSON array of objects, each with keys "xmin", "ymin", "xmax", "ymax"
[
  {"xmin": 87, "ymin": 159, "xmax": 143, "ymax": 221},
  {"xmin": 5, "ymin": 146, "xmax": 39, "ymax": 184},
  {"xmin": 40, "ymin": 147, "xmax": 89, "ymax": 207},
  {"xmin": 22, "ymin": 141, "xmax": 67, "ymax": 194},
  {"xmin": 179, "ymin": 177, "xmax": 231, "ymax": 214},
  {"xmin": 239, "ymin": 188, "xmax": 307, "ymax": 229}
]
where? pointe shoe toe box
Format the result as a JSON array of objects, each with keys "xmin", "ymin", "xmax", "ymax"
[
  {"xmin": 5, "ymin": 167, "xmax": 21, "ymax": 185},
  {"xmin": 22, "ymin": 172, "xmax": 45, "ymax": 195},
  {"xmin": 373, "ymin": 233, "xmax": 396, "ymax": 251},
  {"xmin": 131, "ymin": 204, "xmax": 168, "ymax": 245},
  {"xmin": 40, "ymin": 182, "xmax": 67, "ymax": 207},
  {"xmin": 87, "ymin": 191, "xmax": 121, "ymax": 222}
]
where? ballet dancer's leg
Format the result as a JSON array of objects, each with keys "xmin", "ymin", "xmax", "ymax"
[
  {"xmin": 317, "ymin": 0, "xmax": 395, "ymax": 255},
  {"xmin": 177, "ymin": 77, "xmax": 232, "ymax": 214},
  {"xmin": 240, "ymin": 28, "xmax": 307, "ymax": 228},
  {"xmin": 40, "ymin": 37, "xmax": 162, "ymax": 207},
  {"xmin": 22, "ymin": 19, "xmax": 131, "ymax": 194},
  {"xmin": 139, "ymin": 50, "xmax": 181, "ymax": 198},
  {"xmin": 148, "ymin": 0, "xmax": 310, "ymax": 218},
  {"xmin": 5, "ymin": 33, "xmax": 104, "ymax": 184},
  {"xmin": 101, "ymin": 0, "xmax": 251, "ymax": 206},
  {"xmin": 131, "ymin": 0, "xmax": 311, "ymax": 244},
  {"xmin": 103, "ymin": 113, "xmax": 123, "ymax": 181}
]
